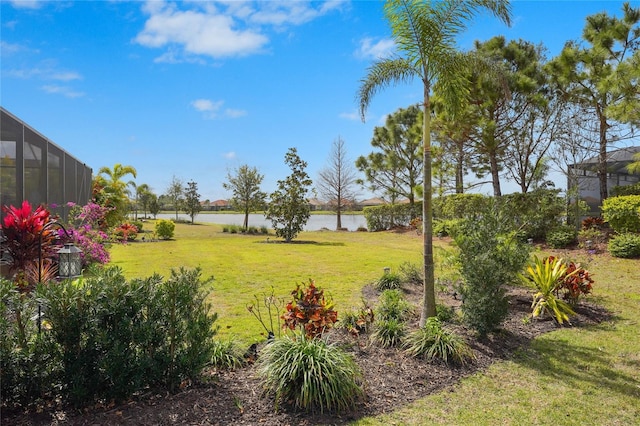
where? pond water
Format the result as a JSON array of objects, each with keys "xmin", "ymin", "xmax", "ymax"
[{"xmin": 155, "ymin": 213, "xmax": 367, "ymax": 231}]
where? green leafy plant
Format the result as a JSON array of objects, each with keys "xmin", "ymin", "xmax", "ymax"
[
  {"xmin": 375, "ymin": 271, "xmax": 402, "ymax": 291},
  {"xmin": 546, "ymin": 226, "xmax": 578, "ymax": 249},
  {"xmin": 404, "ymin": 317, "xmax": 474, "ymax": 365},
  {"xmin": 608, "ymin": 233, "xmax": 640, "ymax": 258},
  {"xmin": 257, "ymin": 334, "xmax": 364, "ymax": 413},
  {"xmin": 602, "ymin": 195, "xmax": 640, "ymax": 233},
  {"xmin": 281, "ymin": 279, "xmax": 338, "ymax": 339},
  {"xmin": 455, "ymin": 203, "xmax": 531, "ymax": 336},
  {"xmin": 519, "ymin": 256, "xmax": 576, "ymax": 324},
  {"xmin": 210, "ymin": 338, "xmax": 243, "ymax": 369},
  {"xmin": 376, "ymin": 289, "xmax": 413, "ymax": 322},
  {"xmin": 155, "ymin": 219, "xmax": 175, "ymax": 240},
  {"xmin": 399, "ymin": 261, "xmax": 422, "ymax": 286},
  {"xmin": 370, "ymin": 318, "xmax": 405, "ymax": 348},
  {"xmin": 340, "ymin": 300, "xmax": 375, "ymax": 337}
]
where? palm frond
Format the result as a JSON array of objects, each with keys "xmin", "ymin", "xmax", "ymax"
[{"xmin": 357, "ymin": 57, "xmax": 418, "ymax": 121}]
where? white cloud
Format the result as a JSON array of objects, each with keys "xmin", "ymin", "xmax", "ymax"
[
  {"xmin": 223, "ymin": 151, "xmax": 236, "ymax": 159},
  {"xmin": 355, "ymin": 37, "xmax": 395, "ymax": 60},
  {"xmin": 339, "ymin": 111, "xmax": 359, "ymax": 121},
  {"xmin": 192, "ymin": 98, "xmax": 223, "ymax": 112},
  {"xmin": 0, "ymin": 41, "xmax": 24, "ymax": 56},
  {"xmin": 8, "ymin": 1, "xmax": 43, "ymax": 9},
  {"xmin": 224, "ymin": 108, "xmax": 247, "ymax": 118},
  {"xmin": 41, "ymin": 85, "xmax": 85, "ymax": 98},
  {"xmin": 135, "ymin": 1, "xmax": 346, "ymax": 61},
  {"xmin": 191, "ymin": 98, "xmax": 245, "ymax": 119}
]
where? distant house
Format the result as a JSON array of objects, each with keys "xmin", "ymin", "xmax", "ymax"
[
  {"xmin": 307, "ymin": 198, "xmax": 325, "ymax": 211},
  {"xmin": 569, "ymin": 146, "xmax": 640, "ymax": 214},
  {"xmin": 210, "ymin": 199, "xmax": 232, "ymax": 211},
  {"xmin": 357, "ymin": 198, "xmax": 386, "ymax": 210}
]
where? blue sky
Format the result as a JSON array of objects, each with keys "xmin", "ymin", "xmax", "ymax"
[{"xmin": 1, "ymin": 0, "xmax": 636, "ymax": 202}]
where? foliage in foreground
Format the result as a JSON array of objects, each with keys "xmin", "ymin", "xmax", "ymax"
[
  {"xmin": 256, "ymin": 334, "xmax": 364, "ymax": 413},
  {"xmin": 454, "ymin": 203, "xmax": 531, "ymax": 336},
  {"xmin": 0, "ymin": 267, "xmax": 217, "ymax": 407},
  {"xmin": 404, "ymin": 317, "xmax": 474, "ymax": 366}
]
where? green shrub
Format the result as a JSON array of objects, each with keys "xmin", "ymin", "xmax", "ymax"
[
  {"xmin": 131, "ymin": 220, "xmax": 144, "ymax": 232},
  {"xmin": 602, "ymin": 195, "xmax": 640, "ymax": 233},
  {"xmin": 608, "ymin": 233, "xmax": 640, "ymax": 258},
  {"xmin": 3, "ymin": 266, "xmax": 218, "ymax": 408},
  {"xmin": 376, "ymin": 289, "xmax": 413, "ymax": 322},
  {"xmin": 370, "ymin": 318, "xmax": 406, "ymax": 348},
  {"xmin": 257, "ymin": 334, "xmax": 364, "ymax": 413},
  {"xmin": 375, "ymin": 271, "xmax": 402, "ymax": 291},
  {"xmin": 363, "ymin": 203, "xmax": 421, "ymax": 231},
  {"xmin": 433, "ymin": 219, "xmax": 460, "ymax": 237},
  {"xmin": 399, "ymin": 261, "xmax": 422, "ymax": 286},
  {"xmin": 454, "ymin": 201, "xmax": 531, "ymax": 336},
  {"xmin": 611, "ymin": 182, "xmax": 640, "ymax": 196},
  {"xmin": 433, "ymin": 193, "xmax": 490, "ymax": 220},
  {"xmin": 210, "ymin": 338, "xmax": 244, "ymax": 369},
  {"xmin": 546, "ymin": 226, "xmax": 578, "ymax": 249},
  {"xmin": 404, "ymin": 318, "xmax": 474, "ymax": 365},
  {"xmin": 578, "ymin": 228, "xmax": 606, "ymax": 249},
  {"xmin": 155, "ymin": 219, "xmax": 175, "ymax": 240},
  {"xmin": 500, "ymin": 189, "xmax": 566, "ymax": 240},
  {"xmin": 260, "ymin": 226, "xmax": 269, "ymax": 234},
  {"xmin": 436, "ymin": 304, "xmax": 456, "ymax": 323}
]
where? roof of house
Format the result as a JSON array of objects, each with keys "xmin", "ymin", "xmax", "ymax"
[{"xmin": 572, "ymin": 146, "xmax": 640, "ymax": 175}]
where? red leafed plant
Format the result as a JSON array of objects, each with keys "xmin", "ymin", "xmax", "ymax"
[
  {"xmin": 1, "ymin": 201, "xmax": 57, "ymax": 277},
  {"xmin": 113, "ymin": 223, "xmax": 139, "ymax": 242},
  {"xmin": 545, "ymin": 256, "xmax": 594, "ymax": 306},
  {"xmin": 281, "ymin": 279, "xmax": 338, "ymax": 339}
]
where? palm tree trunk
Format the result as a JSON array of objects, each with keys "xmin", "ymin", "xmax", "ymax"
[{"xmin": 421, "ymin": 84, "xmax": 437, "ymax": 327}]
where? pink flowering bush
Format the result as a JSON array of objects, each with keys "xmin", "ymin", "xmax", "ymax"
[{"xmin": 64, "ymin": 201, "xmax": 111, "ymax": 267}]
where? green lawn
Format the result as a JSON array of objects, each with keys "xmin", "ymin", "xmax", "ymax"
[
  {"xmin": 110, "ymin": 221, "xmax": 640, "ymax": 425},
  {"xmin": 110, "ymin": 221, "xmax": 432, "ymax": 343}
]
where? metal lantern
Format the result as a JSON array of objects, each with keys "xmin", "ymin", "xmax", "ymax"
[{"xmin": 57, "ymin": 243, "xmax": 82, "ymax": 279}]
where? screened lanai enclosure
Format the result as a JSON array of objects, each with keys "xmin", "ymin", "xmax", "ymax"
[{"xmin": 0, "ymin": 107, "xmax": 92, "ymax": 221}]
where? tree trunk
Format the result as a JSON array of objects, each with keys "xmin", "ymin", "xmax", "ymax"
[
  {"xmin": 420, "ymin": 84, "xmax": 437, "ymax": 327},
  {"xmin": 490, "ymin": 153, "xmax": 502, "ymax": 197},
  {"xmin": 598, "ymin": 108, "xmax": 609, "ymax": 204}
]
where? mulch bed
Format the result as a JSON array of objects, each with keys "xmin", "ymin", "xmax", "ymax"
[{"xmin": 3, "ymin": 282, "xmax": 611, "ymax": 426}]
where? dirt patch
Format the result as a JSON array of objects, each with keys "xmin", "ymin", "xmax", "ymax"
[{"xmin": 3, "ymin": 285, "xmax": 610, "ymax": 426}]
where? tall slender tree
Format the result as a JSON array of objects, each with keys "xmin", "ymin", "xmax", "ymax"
[
  {"xmin": 357, "ymin": 0, "xmax": 511, "ymax": 325},
  {"xmin": 547, "ymin": 2, "xmax": 640, "ymax": 202},
  {"xmin": 266, "ymin": 148, "xmax": 313, "ymax": 242},
  {"xmin": 356, "ymin": 105, "xmax": 423, "ymax": 205},
  {"xmin": 183, "ymin": 180, "xmax": 201, "ymax": 224},
  {"xmin": 166, "ymin": 175, "xmax": 184, "ymax": 221},
  {"xmin": 317, "ymin": 137, "xmax": 358, "ymax": 230},
  {"xmin": 223, "ymin": 165, "xmax": 267, "ymax": 231}
]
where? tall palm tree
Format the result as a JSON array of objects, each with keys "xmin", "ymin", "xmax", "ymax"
[
  {"xmin": 357, "ymin": 0, "xmax": 511, "ymax": 326},
  {"xmin": 95, "ymin": 163, "xmax": 137, "ymax": 226}
]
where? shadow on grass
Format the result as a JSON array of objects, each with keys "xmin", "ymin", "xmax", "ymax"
[
  {"xmin": 257, "ymin": 240, "xmax": 345, "ymax": 246},
  {"xmin": 516, "ymin": 326, "xmax": 640, "ymax": 399}
]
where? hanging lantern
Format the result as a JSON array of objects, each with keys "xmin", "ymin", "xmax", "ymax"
[{"xmin": 57, "ymin": 243, "xmax": 82, "ymax": 279}]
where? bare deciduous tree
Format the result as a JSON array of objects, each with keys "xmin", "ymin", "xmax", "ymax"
[{"xmin": 316, "ymin": 137, "xmax": 358, "ymax": 230}]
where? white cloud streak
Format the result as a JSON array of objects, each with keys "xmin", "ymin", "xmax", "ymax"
[
  {"xmin": 135, "ymin": 0, "xmax": 346, "ymax": 61},
  {"xmin": 355, "ymin": 37, "xmax": 395, "ymax": 60}
]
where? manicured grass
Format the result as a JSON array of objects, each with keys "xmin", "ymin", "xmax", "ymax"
[
  {"xmin": 352, "ymin": 252, "xmax": 640, "ymax": 425},
  {"xmin": 111, "ymin": 223, "xmax": 640, "ymax": 424},
  {"xmin": 109, "ymin": 221, "xmax": 434, "ymax": 343}
]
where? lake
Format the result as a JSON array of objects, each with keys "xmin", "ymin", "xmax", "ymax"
[{"xmin": 155, "ymin": 213, "xmax": 367, "ymax": 231}]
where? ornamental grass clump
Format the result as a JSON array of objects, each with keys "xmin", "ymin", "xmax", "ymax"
[
  {"xmin": 257, "ymin": 333, "xmax": 364, "ymax": 413},
  {"xmin": 404, "ymin": 317, "xmax": 474, "ymax": 366}
]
